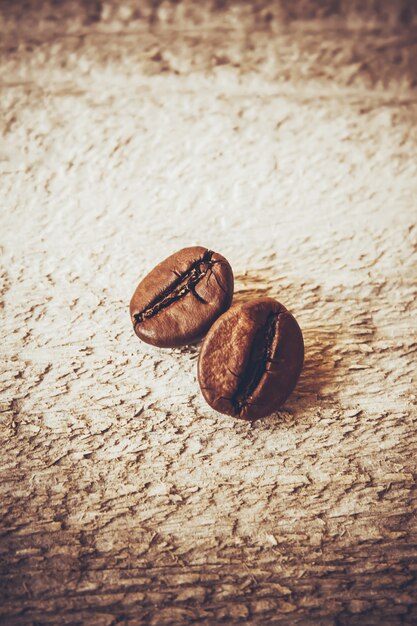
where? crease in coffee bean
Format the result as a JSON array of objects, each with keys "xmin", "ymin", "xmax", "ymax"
[
  {"xmin": 134, "ymin": 249, "xmax": 215, "ymax": 325},
  {"xmin": 231, "ymin": 310, "xmax": 280, "ymax": 415},
  {"xmin": 206, "ymin": 264, "xmax": 228, "ymax": 294},
  {"xmin": 226, "ymin": 366, "xmax": 240, "ymax": 378}
]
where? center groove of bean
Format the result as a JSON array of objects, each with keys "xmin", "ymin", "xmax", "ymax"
[
  {"xmin": 134, "ymin": 249, "xmax": 214, "ymax": 324},
  {"xmin": 231, "ymin": 311, "xmax": 279, "ymax": 414}
]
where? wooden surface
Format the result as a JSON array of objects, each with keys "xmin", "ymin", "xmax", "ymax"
[{"xmin": 1, "ymin": 8, "xmax": 417, "ymax": 625}]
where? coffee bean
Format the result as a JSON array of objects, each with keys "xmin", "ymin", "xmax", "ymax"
[
  {"xmin": 130, "ymin": 246, "xmax": 234, "ymax": 348},
  {"xmin": 198, "ymin": 297, "xmax": 304, "ymax": 420}
]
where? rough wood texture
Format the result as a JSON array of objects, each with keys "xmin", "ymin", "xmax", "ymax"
[{"xmin": 1, "ymin": 5, "xmax": 417, "ymax": 625}]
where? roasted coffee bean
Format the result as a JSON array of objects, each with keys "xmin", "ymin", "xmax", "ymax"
[
  {"xmin": 130, "ymin": 246, "xmax": 234, "ymax": 348},
  {"xmin": 198, "ymin": 297, "xmax": 304, "ymax": 420}
]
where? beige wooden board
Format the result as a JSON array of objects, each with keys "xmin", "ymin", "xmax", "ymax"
[{"xmin": 1, "ymin": 13, "xmax": 417, "ymax": 626}]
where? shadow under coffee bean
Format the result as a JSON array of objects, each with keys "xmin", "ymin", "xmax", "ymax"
[
  {"xmin": 197, "ymin": 297, "xmax": 304, "ymax": 420},
  {"xmin": 130, "ymin": 246, "xmax": 234, "ymax": 348}
]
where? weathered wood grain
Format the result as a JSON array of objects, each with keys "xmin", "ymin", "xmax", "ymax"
[{"xmin": 1, "ymin": 9, "xmax": 417, "ymax": 625}]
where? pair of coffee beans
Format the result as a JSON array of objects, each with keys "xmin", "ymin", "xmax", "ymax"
[{"xmin": 130, "ymin": 246, "xmax": 304, "ymax": 420}]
